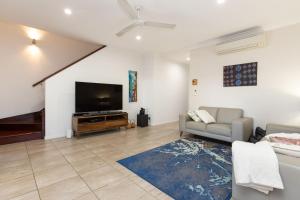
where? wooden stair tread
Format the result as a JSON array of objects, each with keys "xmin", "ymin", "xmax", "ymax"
[
  {"xmin": 0, "ymin": 109, "xmax": 44, "ymax": 145},
  {"xmin": 0, "ymin": 121, "xmax": 42, "ymax": 125},
  {"xmin": 0, "ymin": 130, "xmax": 41, "ymax": 138}
]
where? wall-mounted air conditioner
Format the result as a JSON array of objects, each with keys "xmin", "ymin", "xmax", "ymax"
[{"xmin": 215, "ymin": 33, "xmax": 267, "ymax": 55}]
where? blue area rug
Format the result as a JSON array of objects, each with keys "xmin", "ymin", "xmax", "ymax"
[{"xmin": 118, "ymin": 138, "xmax": 232, "ymax": 200}]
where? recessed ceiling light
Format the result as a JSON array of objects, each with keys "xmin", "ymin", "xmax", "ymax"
[
  {"xmin": 186, "ymin": 57, "xmax": 191, "ymax": 61},
  {"xmin": 64, "ymin": 8, "xmax": 72, "ymax": 15},
  {"xmin": 217, "ymin": 0, "xmax": 225, "ymax": 4},
  {"xmin": 135, "ymin": 35, "xmax": 142, "ymax": 41}
]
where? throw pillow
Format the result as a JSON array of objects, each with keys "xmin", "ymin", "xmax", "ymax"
[
  {"xmin": 195, "ymin": 110, "xmax": 216, "ymax": 124},
  {"xmin": 187, "ymin": 111, "xmax": 201, "ymax": 122}
]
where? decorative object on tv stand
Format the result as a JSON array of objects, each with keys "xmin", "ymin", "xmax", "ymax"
[
  {"xmin": 139, "ymin": 108, "xmax": 145, "ymax": 115},
  {"xmin": 129, "ymin": 70, "xmax": 137, "ymax": 102},
  {"xmin": 223, "ymin": 62, "xmax": 257, "ymax": 87},
  {"xmin": 127, "ymin": 120, "xmax": 136, "ymax": 129}
]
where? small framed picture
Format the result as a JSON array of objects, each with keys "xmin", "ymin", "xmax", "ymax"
[{"xmin": 192, "ymin": 79, "xmax": 198, "ymax": 86}]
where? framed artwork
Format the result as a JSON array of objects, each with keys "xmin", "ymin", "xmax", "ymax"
[
  {"xmin": 223, "ymin": 62, "xmax": 257, "ymax": 87},
  {"xmin": 128, "ymin": 70, "xmax": 137, "ymax": 102},
  {"xmin": 192, "ymin": 79, "xmax": 198, "ymax": 86}
]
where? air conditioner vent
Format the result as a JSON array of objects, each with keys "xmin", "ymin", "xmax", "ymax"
[{"xmin": 216, "ymin": 33, "xmax": 267, "ymax": 55}]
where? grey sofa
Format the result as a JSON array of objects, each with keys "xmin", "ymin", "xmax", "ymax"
[
  {"xmin": 232, "ymin": 124, "xmax": 300, "ymax": 200},
  {"xmin": 179, "ymin": 106, "xmax": 253, "ymax": 142}
]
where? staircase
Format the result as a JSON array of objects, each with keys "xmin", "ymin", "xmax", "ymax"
[
  {"xmin": 0, "ymin": 109, "xmax": 45, "ymax": 145},
  {"xmin": 0, "ymin": 45, "xmax": 106, "ymax": 145}
]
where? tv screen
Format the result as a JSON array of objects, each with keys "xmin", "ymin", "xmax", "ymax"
[{"xmin": 75, "ymin": 82, "xmax": 123, "ymax": 113}]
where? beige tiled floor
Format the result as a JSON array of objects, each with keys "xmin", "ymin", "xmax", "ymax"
[{"xmin": 0, "ymin": 122, "xmax": 183, "ymax": 200}]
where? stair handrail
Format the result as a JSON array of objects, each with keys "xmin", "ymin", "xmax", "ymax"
[{"xmin": 32, "ymin": 45, "xmax": 106, "ymax": 87}]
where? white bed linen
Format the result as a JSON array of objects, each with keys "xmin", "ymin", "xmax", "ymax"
[{"xmin": 232, "ymin": 141, "xmax": 284, "ymax": 194}]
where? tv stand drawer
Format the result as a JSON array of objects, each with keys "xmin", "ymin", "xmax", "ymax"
[{"xmin": 104, "ymin": 120, "xmax": 127, "ymax": 127}]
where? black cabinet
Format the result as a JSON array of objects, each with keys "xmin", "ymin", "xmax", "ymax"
[{"xmin": 137, "ymin": 114, "xmax": 148, "ymax": 127}]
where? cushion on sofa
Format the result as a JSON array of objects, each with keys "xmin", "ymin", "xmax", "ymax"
[
  {"xmin": 206, "ymin": 124, "xmax": 232, "ymax": 137},
  {"xmin": 194, "ymin": 110, "xmax": 216, "ymax": 124},
  {"xmin": 217, "ymin": 108, "xmax": 243, "ymax": 124},
  {"xmin": 187, "ymin": 110, "xmax": 201, "ymax": 122},
  {"xmin": 186, "ymin": 121, "xmax": 207, "ymax": 131},
  {"xmin": 198, "ymin": 106, "xmax": 219, "ymax": 120}
]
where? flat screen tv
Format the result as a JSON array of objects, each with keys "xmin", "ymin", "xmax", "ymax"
[{"xmin": 75, "ymin": 82, "xmax": 123, "ymax": 113}]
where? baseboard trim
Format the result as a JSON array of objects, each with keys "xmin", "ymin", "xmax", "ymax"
[{"xmin": 150, "ymin": 120, "xmax": 179, "ymax": 126}]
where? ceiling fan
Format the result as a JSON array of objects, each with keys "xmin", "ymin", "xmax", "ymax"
[{"xmin": 116, "ymin": 0, "xmax": 176, "ymax": 37}]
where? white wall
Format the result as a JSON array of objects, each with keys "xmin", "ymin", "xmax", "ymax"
[
  {"xmin": 150, "ymin": 56, "xmax": 189, "ymax": 125},
  {"xmin": 45, "ymin": 47, "xmax": 189, "ymax": 139},
  {"xmin": 45, "ymin": 47, "xmax": 144, "ymax": 139},
  {"xmin": 189, "ymin": 23, "xmax": 300, "ymax": 128},
  {"xmin": 0, "ymin": 21, "xmax": 99, "ymax": 118}
]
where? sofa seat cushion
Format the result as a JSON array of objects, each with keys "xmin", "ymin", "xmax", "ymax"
[
  {"xmin": 186, "ymin": 121, "xmax": 207, "ymax": 131},
  {"xmin": 207, "ymin": 123, "xmax": 232, "ymax": 137}
]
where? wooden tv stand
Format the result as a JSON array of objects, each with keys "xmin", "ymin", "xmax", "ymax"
[{"xmin": 72, "ymin": 112, "xmax": 128, "ymax": 137}]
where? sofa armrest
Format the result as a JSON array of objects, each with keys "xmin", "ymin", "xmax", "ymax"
[
  {"xmin": 232, "ymin": 117, "xmax": 253, "ymax": 142},
  {"xmin": 179, "ymin": 114, "xmax": 190, "ymax": 132}
]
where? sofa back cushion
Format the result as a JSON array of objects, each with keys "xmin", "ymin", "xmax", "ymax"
[
  {"xmin": 199, "ymin": 106, "xmax": 219, "ymax": 120},
  {"xmin": 217, "ymin": 108, "xmax": 243, "ymax": 124}
]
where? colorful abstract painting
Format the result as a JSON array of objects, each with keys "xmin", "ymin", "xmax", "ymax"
[
  {"xmin": 223, "ymin": 62, "xmax": 257, "ymax": 87},
  {"xmin": 118, "ymin": 138, "xmax": 232, "ymax": 200},
  {"xmin": 128, "ymin": 70, "xmax": 137, "ymax": 102}
]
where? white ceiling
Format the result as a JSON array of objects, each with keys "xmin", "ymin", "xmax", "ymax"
[{"xmin": 1, "ymin": 0, "xmax": 300, "ymax": 62}]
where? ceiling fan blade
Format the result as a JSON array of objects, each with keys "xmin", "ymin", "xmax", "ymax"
[
  {"xmin": 116, "ymin": 22, "xmax": 139, "ymax": 37},
  {"xmin": 117, "ymin": 0, "xmax": 138, "ymax": 19},
  {"xmin": 144, "ymin": 21, "xmax": 176, "ymax": 29}
]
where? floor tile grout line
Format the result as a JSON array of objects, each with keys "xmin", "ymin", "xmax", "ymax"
[
  {"xmin": 24, "ymin": 141, "xmax": 43, "ymax": 200},
  {"xmin": 0, "ymin": 142, "xmax": 37, "ymax": 199},
  {"xmin": 116, "ymin": 160, "xmax": 170, "ymax": 200},
  {"xmin": 2, "ymin": 123, "xmax": 177, "ymax": 200},
  {"xmin": 0, "ymin": 143, "xmax": 31, "ymax": 175},
  {"xmin": 103, "ymin": 148, "xmax": 169, "ymax": 199},
  {"xmin": 128, "ymin": 178, "xmax": 161, "ymax": 200},
  {"xmin": 113, "ymin": 139, "xmax": 177, "ymax": 200},
  {"xmin": 51, "ymin": 139, "xmax": 101, "ymax": 200},
  {"xmin": 81, "ymin": 153, "xmax": 160, "ymax": 200},
  {"xmin": 52, "ymin": 135, "xmax": 160, "ymax": 198}
]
